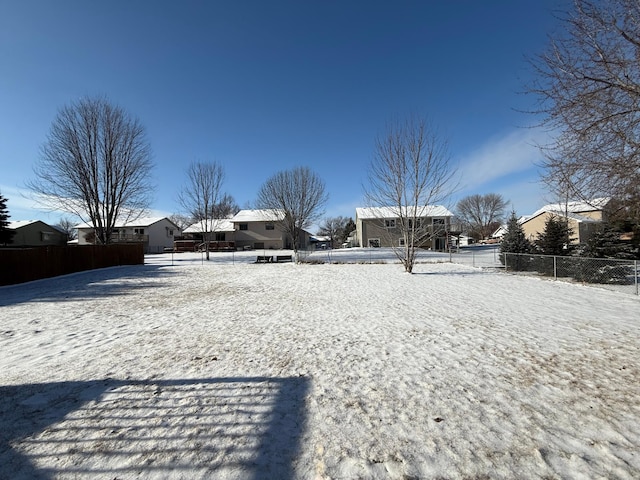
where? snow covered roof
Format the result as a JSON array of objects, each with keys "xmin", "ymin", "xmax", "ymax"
[
  {"xmin": 76, "ymin": 217, "xmax": 177, "ymax": 229},
  {"xmin": 9, "ymin": 220, "xmax": 64, "ymax": 233},
  {"xmin": 530, "ymin": 197, "xmax": 609, "ymax": 218},
  {"xmin": 356, "ymin": 205, "xmax": 453, "ymax": 220},
  {"xmin": 9, "ymin": 220, "xmax": 40, "ymax": 229},
  {"xmin": 231, "ymin": 209, "xmax": 286, "ymax": 222},
  {"xmin": 183, "ymin": 220, "xmax": 235, "ymax": 233}
]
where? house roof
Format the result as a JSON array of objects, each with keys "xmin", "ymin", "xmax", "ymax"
[
  {"xmin": 9, "ymin": 220, "xmax": 65, "ymax": 233},
  {"xmin": 76, "ymin": 216, "xmax": 178, "ymax": 229},
  {"xmin": 9, "ymin": 220, "xmax": 40, "ymax": 229},
  {"xmin": 530, "ymin": 197, "xmax": 609, "ymax": 218},
  {"xmin": 183, "ymin": 219, "xmax": 235, "ymax": 233},
  {"xmin": 231, "ymin": 209, "xmax": 286, "ymax": 222},
  {"xmin": 356, "ymin": 205, "xmax": 453, "ymax": 219},
  {"xmin": 522, "ymin": 210, "xmax": 600, "ymax": 225}
]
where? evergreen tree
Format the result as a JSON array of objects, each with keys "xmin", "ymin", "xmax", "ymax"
[
  {"xmin": 340, "ymin": 218, "xmax": 356, "ymax": 245},
  {"xmin": 500, "ymin": 211, "xmax": 531, "ymax": 254},
  {"xmin": 581, "ymin": 224, "xmax": 638, "ymax": 260},
  {"xmin": 535, "ymin": 216, "xmax": 574, "ymax": 256},
  {"xmin": 0, "ymin": 193, "xmax": 16, "ymax": 246}
]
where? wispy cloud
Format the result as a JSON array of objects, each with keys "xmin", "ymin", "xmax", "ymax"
[{"xmin": 456, "ymin": 126, "xmax": 549, "ymax": 190}]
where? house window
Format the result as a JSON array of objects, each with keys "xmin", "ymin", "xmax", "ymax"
[
  {"xmin": 408, "ymin": 218, "xmax": 422, "ymax": 229},
  {"xmin": 399, "ymin": 238, "xmax": 406, "ymax": 247},
  {"xmin": 265, "ymin": 223, "xmax": 274, "ymax": 230},
  {"xmin": 368, "ymin": 238, "xmax": 380, "ymax": 248},
  {"xmin": 215, "ymin": 233, "xmax": 226, "ymax": 241},
  {"xmin": 239, "ymin": 223, "xmax": 248, "ymax": 231},
  {"xmin": 134, "ymin": 228, "xmax": 145, "ymax": 235},
  {"xmin": 168, "ymin": 229, "xmax": 174, "ymax": 237},
  {"xmin": 384, "ymin": 219, "xmax": 396, "ymax": 228},
  {"xmin": 432, "ymin": 218, "xmax": 445, "ymax": 226}
]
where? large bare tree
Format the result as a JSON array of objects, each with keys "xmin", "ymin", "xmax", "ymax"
[
  {"xmin": 456, "ymin": 193, "xmax": 508, "ymax": 241},
  {"xmin": 529, "ymin": 0, "xmax": 640, "ymax": 224},
  {"xmin": 30, "ymin": 96, "xmax": 153, "ymax": 244},
  {"xmin": 179, "ymin": 161, "xmax": 232, "ymax": 260},
  {"xmin": 256, "ymin": 166, "xmax": 328, "ymax": 257},
  {"xmin": 365, "ymin": 116, "xmax": 457, "ymax": 273}
]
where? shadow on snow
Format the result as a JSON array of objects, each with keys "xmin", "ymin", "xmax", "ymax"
[{"xmin": 0, "ymin": 376, "xmax": 309, "ymax": 479}]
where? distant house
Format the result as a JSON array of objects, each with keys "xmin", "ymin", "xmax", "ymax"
[
  {"xmin": 8, "ymin": 220, "xmax": 67, "ymax": 247},
  {"xmin": 230, "ymin": 209, "xmax": 311, "ymax": 250},
  {"xmin": 182, "ymin": 220, "xmax": 235, "ymax": 241},
  {"xmin": 76, "ymin": 217, "xmax": 179, "ymax": 253},
  {"xmin": 520, "ymin": 198, "xmax": 609, "ymax": 245},
  {"xmin": 355, "ymin": 205, "xmax": 455, "ymax": 250},
  {"xmin": 181, "ymin": 220, "xmax": 236, "ymax": 250}
]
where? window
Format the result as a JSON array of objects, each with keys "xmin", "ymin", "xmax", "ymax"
[
  {"xmin": 167, "ymin": 229, "xmax": 174, "ymax": 237},
  {"xmin": 265, "ymin": 223, "xmax": 274, "ymax": 230},
  {"xmin": 368, "ymin": 238, "xmax": 380, "ymax": 248},
  {"xmin": 432, "ymin": 218, "xmax": 445, "ymax": 226},
  {"xmin": 408, "ymin": 218, "xmax": 422, "ymax": 229},
  {"xmin": 384, "ymin": 219, "xmax": 396, "ymax": 228},
  {"xmin": 399, "ymin": 238, "xmax": 406, "ymax": 247},
  {"xmin": 215, "ymin": 233, "xmax": 226, "ymax": 241},
  {"xmin": 134, "ymin": 228, "xmax": 145, "ymax": 235},
  {"xmin": 239, "ymin": 223, "xmax": 248, "ymax": 231}
]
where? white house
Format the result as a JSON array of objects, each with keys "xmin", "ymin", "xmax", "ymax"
[{"xmin": 76, "ymin": 217, "xmax": 180, "ymax": 253}]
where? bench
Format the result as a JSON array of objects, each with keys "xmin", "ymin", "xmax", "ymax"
[
  {"xmin": 256, "ymin": 255, "xmax": 273, "ymax": 263},
  {"xmin": 276, "ymin": 255, "xmax": 293, "ymax": 263}
]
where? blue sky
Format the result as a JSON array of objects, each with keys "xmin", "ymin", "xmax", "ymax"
[{"xmin": 0, "ymin": 0, "xmax": 566, "ymax": 229}]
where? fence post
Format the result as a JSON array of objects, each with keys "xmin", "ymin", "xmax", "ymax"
[
  {"xmin": 504, "ymin": 253, "xmax": 508, "ymax": 272},
  {"xmin": 554, "ymin": 255, "xmax": 557, "ymax": 280},
  {"xmin": 636, "ymin": 260, "xmax": 638, "ymax": 296}
]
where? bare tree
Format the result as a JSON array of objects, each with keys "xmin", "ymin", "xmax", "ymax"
[
  {"xmin": 318, "ymin": 216, "xmax": 350, "ymax": 248},
  {"xmin": 529, "ymin": 0, "xmax": 640, "ymax": 224},
  {"xmin": 365, "ymin": 116, "xmax": 457, "ymax": 273},
  {"xmin": 29, "ymin": 96, "xmax": 153, "ymax": 244},
  {"xmin": 168, "ymin": 213, "xmax": 193, "ymax": 232},
  {"xmin": 55, "ymin": 217, "xmax": 77, "ymax": 241},
  {"xmin": 178, "ymin": 161, "xmax": 229, "ymax": 260},
  {"xmin": 256, "ymin": 166, "xmax": 328, "ymax": 257},
  {"xmin": 456, "ymin": 193, "xmax": 508, "ymax": 241}
]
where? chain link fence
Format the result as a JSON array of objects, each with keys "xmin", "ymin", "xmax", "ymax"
[
  {"xmin": 499, "ymin": 252, "xmax": 639, "ymax": 296},
  {"xmin": 447, "ymin": 247, "xmax": 639, "ymax": 295}
]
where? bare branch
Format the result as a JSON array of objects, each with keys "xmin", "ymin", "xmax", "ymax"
[
  {"xmin": 364, "ymin": 116, "xmax": 458, "ymax": 273},
  {"xmin": 256, "ymin": 167, "xmax": 328, "ymax": 256},
  {"xmin": 29, "ymin": 96, "xmax": 154, "ymax": 244}
]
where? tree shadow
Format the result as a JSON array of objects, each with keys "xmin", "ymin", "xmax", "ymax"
[
  {"xmin": 0, "ymin": 376, "xmax": 309, "ymax": 479},
  {"xmin": 0, "ymin": 265, "xmax": 177, "ymax": 307}
]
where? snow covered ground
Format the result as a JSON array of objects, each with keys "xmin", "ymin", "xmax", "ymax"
[{"xmin": 1, "ymin": 251, "xmax": 639, "ymax": 479}]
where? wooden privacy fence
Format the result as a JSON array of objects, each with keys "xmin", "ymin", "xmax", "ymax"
[{"xmin": 0, "ymin": 244, "xmax": 144, "ymax": 286}]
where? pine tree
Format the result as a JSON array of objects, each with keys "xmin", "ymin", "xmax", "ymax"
[
  {"xmin": 582, "ymin": 225, "xmax": 638, "ymax": 259},
  {"xmin": 0, "ymin": 193, "xmax": 16, "ymax": 246},
  {"xmin": 535, "ymin": 216, "xmax": 574, "ymax": 256},
  {"xmin": 500, "ymin": 211, "xmax": 531, "ymax": 254}
]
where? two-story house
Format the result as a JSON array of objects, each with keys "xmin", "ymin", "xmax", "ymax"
[
  {"xmin": 231, "ymin": 209, "xmax": 311, "ymax": 250},
  {"xmin": 355, "ymin": 205, "xmax": 455, "ymax": 250},
  {"xmin": 76, "ymin": 217, "xmax": 179, "ymax": 253}
]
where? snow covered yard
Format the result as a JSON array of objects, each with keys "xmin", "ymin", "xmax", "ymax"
[{"xmin": 1, "ymin": 257, "xmax": 639, "ymax": 479}]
